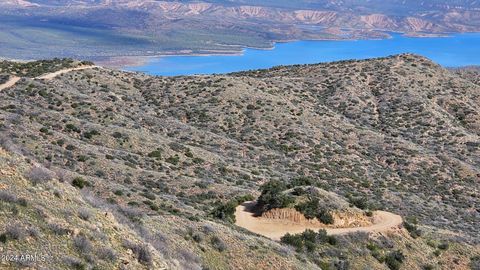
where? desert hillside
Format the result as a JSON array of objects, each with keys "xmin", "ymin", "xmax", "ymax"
[{"xmin": 0, "ymin": 55, "xmax": 479, "ymax": 269}]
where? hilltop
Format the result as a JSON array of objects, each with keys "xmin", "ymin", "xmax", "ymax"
[{"xmin": 0, "ymin": 54, "xmax": 479, "ymax": 269}]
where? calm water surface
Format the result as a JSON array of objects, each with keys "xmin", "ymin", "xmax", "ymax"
[{"xmin": 126, "ymin": 33, "xmax": 480, "ymax": 76}]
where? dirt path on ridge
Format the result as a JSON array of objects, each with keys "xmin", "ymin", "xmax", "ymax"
[
  {"xmin": 0, "ymin": 76, "xmax": 20, "ymax": 91},
  {"xmin": 0, "ymin": 65, "xmax": 98, "ymax": 91},
  {"xmin": 36, "ymin": 65, "xmax": 98, "ymax": 80}
]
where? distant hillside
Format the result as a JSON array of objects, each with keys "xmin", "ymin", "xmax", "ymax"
[
  {"xmin": 451, "ymin": 66, "xmax": 480, "ymax": 85},
  {"xmin": 0, "ymin": 0, "xmax": 479, "ymax": 62},
  {"xmin": 0, "ymin": 54, "xmax": 479, "ymax": 269}
]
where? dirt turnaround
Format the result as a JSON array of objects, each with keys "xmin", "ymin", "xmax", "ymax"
[{"xmin": 235, "ymin": 201, "xmax": 403, "ymax": 241}]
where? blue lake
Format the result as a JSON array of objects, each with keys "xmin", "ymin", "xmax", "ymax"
[{"xmin": 126, "ymin": 33, "xmax": 480, "ymax": 76}]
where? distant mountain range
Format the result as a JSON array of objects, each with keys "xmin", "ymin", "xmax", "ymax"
[{"xmin": 1, "ymin": 0, "xmax": 479, "ymax": 63}]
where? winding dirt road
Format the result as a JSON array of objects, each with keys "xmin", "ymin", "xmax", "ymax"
[
  {"xmin": 36, "ymin": 65, "xmax": 97, "ymax": 80},
  {"xmin": 0, "ymin": 76, "xmax": 20, "ymax": 91},
  {"xmin": 235, "ymin": 201, "xmax": 403, "ymax": 240},
  {"xmin": 0, "ymin": 65, "xmax": 97, "ymax": 91}
]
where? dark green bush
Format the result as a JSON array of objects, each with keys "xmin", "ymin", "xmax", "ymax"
[
  {"xmin": 147, "ymin": 150, "xmax": 162, "ymax": 159},
  {"xmin": 438, "ymin": 242, "xmax": 449, "ymax": 250},
  {"xmin": 295, "ymin": 198, "xmax": 334, "ymax": 224},
  {"xmin": 288, "ymin": 176, "xmax": 316, "ymax": 188},
  {"xmin": 166, "ymin": 155, "xmax": 180, "ymax": 165},
  {"xmin": 403, "ymin": 222, "xmax": 422, "ymax": 238},
  {"xmin": 72, "ymin": 177, "xmax": 88, "ymax": 189},
  {"xmin": 318, "ymin": 211, "xmax": 334, "ymax": 225},
  {"xmin": 258, "ymin": 180, "xmax": 293, "ymax": 211},
  {"xmin": 211, "ymin": 200, "xmax": 238, "ymax": 223},
  {"xmin": 211, "ymin": 194, "xmax": 255, "ymax": 223},
  {"xmin": 65, "ymin": 123, "xmax": 80, "ymax": 133},
  {"xmin": 280, "ymin": 229, "xmax": 333, "ymax": 252},
  {"xmin": 83, "ymin": 130, "xmax": 99, "ymax": 139},
  {"xmin": 385, "ymin": 250, "xmax": 405, "ymax": 270}
]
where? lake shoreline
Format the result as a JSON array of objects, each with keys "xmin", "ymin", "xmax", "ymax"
[
  {"xmin": 2, "ymin": 31, "xmax": 477, "ymax": 72},
  {"xmin": 96, "ymin": 32, "xmax": 412, "ymax": 68},
  {"xmin": 122, "ymin": 32, "xmax": 480, "ymax": 76},
  {"xmin": 102, "ymin": 31, "xmax": 469, "ymax": 69}
]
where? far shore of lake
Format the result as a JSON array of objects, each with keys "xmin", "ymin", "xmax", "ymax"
[{"xmin": 123, "ymin": 32, "xmax": 480, "ymax": 76}]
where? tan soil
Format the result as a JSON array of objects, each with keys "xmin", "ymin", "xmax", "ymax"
[
  {"xmin": 0, "ymin": 76, "xmax": 20, "ymax": 91},
  {"xmin": 235, "ymin": 201, "xmax": 403, "ymax": 240}
]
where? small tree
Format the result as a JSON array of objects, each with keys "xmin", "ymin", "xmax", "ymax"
[{"xmin": 258, "ymin": 180, "xmax": 293, "ymax": 211}]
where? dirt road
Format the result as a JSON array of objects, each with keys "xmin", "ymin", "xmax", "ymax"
[
  {"xmin": 36, "ymin": 65, "xmax": 97, "ymax": 80},
  {"xmin": 235, "ymin": 201, "xmax": 403, "ymax": 240},
  {"xmin": 0, "ymin": 65, "xmax": 97, "ymax": 91},
  {"xmin": 0, "ymin": 76, "xmax": 20, "ymax": 91}
]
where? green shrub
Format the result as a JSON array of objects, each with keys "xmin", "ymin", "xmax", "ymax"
[
  {"xmin": 112, "ymin": 132, "xmax": 123, "ymax": 138},
  {"xmin": 72, "ymin": 177, "xmax": 88, "ymax": 189},
  {"xmin": 166, "ymin": 155, "xmax": 180, "ymax": 165},
  {"xmin": 280, "ymin": 233, "xmax": 304, "ymax": 251},
  {"xmin": 288, "ymin": 176, "xmax": 316, "ymax": 188},
  {"xmin": 280, "ymin": 229, "xmax": 332, "ymax": 252},
  {"xmin": 185, "ymin": 150, "xmax": 194, "ymax": 158},
  {"xmin": 318, "ymin": 211, "xmax": 334, "ymax": 224},
  {"xmin": 0, "ymin": 233, "xmax": 7, "ymax": 243},
  {"xmin": 211, "ymin": 200, "xmax": 237, "ymax": 223},
  {"xmin": 349, "ymin": 196, "xmax": 368, "ymax": 209},
  {"xmin": 192, "ymin": 157, "xmax": 204, "ymax": 164},
  {"xmin": 147, "ymin": 150, "xmax": 162, "ymax": 159},
  {"xmin": 141, "ymin": 192, "xmax": 156, "ymax": 200},
  {"xmin": 258, "ymin": 180, "xmax": 293, "ymax": 211},
  {"xmin": 65, "ymin": 123, "xmax": 80, "ymax": 133},
  {"xmin": 385, "ymin": 250, "xmax": 405, "ymax": 270},
  {"xmin": 367, "ymin": 242, "xmax": 384, "ymax": 262},
  {"xmin": 403, "ymin": 221, "xmax": 422, "ymax": 238},
  {"xmin": 422, "ymin": 264, "xmax": 434, "ymax": 270},
  {"xmin": 438, "ymin": 242, "xmax": 449, "ymax": 250},
  {"xmin": 295, "ymin": 198, "xmax": 319, "ymax": 219},
  {"xmin": 295, "ymin": 198, "xmax": 334, "ymax": 224},
  {"xmin": 211, "ymin": 194, "xmax": 255, "ymax": 223},
  {"xmin": 83, "ymin": 130, "xmax": 99, "ymax": 139}
]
